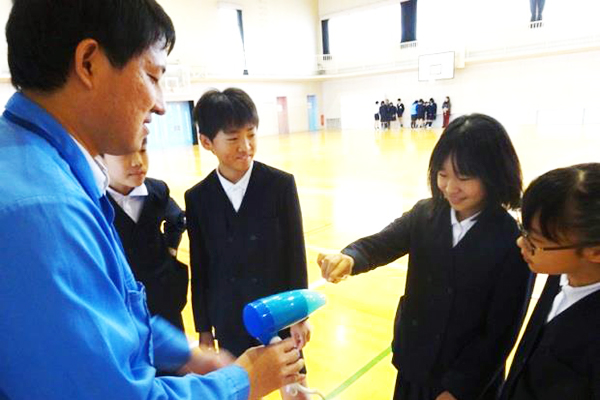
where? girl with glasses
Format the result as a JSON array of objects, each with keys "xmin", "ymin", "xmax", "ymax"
[
  {"xmin": 501, "ymin": 163, "xmax": 600, "ymax": 400},
  {"xmin": 318, "ymin": 114, "xmax": 534, "ymax": 400}
]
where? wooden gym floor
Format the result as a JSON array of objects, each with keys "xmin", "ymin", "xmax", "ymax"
[{"xmin": 148, "ymin": 123, "xmax": 600, "ymax": 399}]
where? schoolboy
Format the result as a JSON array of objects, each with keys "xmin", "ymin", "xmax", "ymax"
[
  {"xmin": 104, "ymin": 140, "xmax": 188, "ymax": 331},
  {"xmin": 185, "ymin": 88, "xmax": 311, "ymax": 399}
]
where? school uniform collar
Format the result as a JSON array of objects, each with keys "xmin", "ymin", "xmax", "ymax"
[
  {"xmin": 449, "ymin": 208, "xmax": 481, "ymax": 227},
  {"xmin": 546, "ymin": 274, "xmax": 600, "ymax": 322},
  {"xmin": 107, "ymin": 183, "xmax": 148, "ymax": 223},
  {"xmin": 107, "ymin": 183, "xmax": 149, "ymax": 201},
  {"xmin": 559, "ymin": 273, "xmax": 600, "ymax": 297},
  {"xmin": 450, "ymin": 208, "xmax": 481, "ymax": 247},
  {"xmin": 216, "ymin": 161, "xmax": 254, "ymax": 192},
  {"xmin": 216, "ymin": 161, "xmax": 254, "ymax": 212}
]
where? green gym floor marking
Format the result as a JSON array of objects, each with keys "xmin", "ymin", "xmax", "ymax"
[{"xmin": 324, "ymin": 346, "xmax": 392, "ymax": 399}]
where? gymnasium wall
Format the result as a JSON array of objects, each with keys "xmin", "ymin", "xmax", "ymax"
[
  {"xmin": 158, "ymin": 0, "xmax": 320, "ymax": 76},
  {"xmin": 322, "ymin": 49, "xmax": 600, "ymax": 130},
  {"xmin": 1, "ymin": 0, "xmax": 599, "ymax": 135},
  {"xmin": 183, "ymin": 80, "xmax": 323, "ymax": 136},
  {"xmin": 0, "ymin": 0, "xmax": 322, "ymax": 136},
  {"xmin": 319, "ymin": 0, "xmax": 600, "ymax": 130}
]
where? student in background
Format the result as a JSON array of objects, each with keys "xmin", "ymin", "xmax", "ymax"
[
  {"xmin": 375, "ymin": 101, "xmax": 381, "ymax": 130},
  {"xmin": 104, "ymin": 140, "xmax": 188, "ymax": 332},
  {"xmin": 424, "ymin": 100, "xmax": 432, "ymax": 128},
  {"xmin": 410, "ymin": 100, "xmax": 418, "ymax": 128},
  {"xmin": 500, "ymin": 163, "xmax": 600, "ymax": 400},
  {"xmin": 389, "ymin": 102, "xmax": 398, "ymax": 129},
  {"xmin": 442, "ymin": 96, "xmax": 452, "ymax": 128},
  {"xmin": 397, "ymin": 99, "xmax": 405, "ymax": 128},
  {"xmin": 380, "ymin": 99, "xmax": 389, "ymax": 130},
  {"xmin": 318, "ymin": 114, "xmax": 533, "ymax": 400},
  {"xmin": 428, "ymin": 98, "xmax": 438, "ymax": 128},
  {"xmin": 186, "ymin": 88, "xmax": 311, "ymax": 400},
  {"xmin": 416, "ymin": 99, "xmax": 425, "ymax": 129}
]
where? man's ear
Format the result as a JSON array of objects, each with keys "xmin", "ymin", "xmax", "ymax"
[
  {"xmin": 582, "ymin": 245, "xmax": 600, "ymax": 264},
  {"xmin": 72, "ymin": 39, "xmax": 102, "ymax": 90},
  {"xmin": 199, "ymin": 134, "xmax": 213, "ymax": 151}
]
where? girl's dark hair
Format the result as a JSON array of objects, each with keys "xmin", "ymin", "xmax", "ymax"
[
  {"xmin": 7, "ymin": 0, "xmax": 175, "ymax": 92},
  {"xmin": 522, "ymin": 163, "xmax": 600, "ymax": 245},
  {"xmin": 428, "ymin": 113, "xmax": 522, "ymax": 212},
  {"xmin": 193, "ymin": 88, "xmax": 259, "ymax": 140}
]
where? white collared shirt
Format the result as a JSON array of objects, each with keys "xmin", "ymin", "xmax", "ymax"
[
  {"xmin": 71, "ymin": 137, "xmax": 109, "ymax": 196},
  {"xmin": 450, "ymin": 208, "xmax": 481, "ymax": 247},
  {"xmin": 107, "ymin": 184, "xmax": 149, "ymax": 223},
  {"xmin": 216, "ymin": 162, "xmax": 254, "ymax": 213},
  {"xmin": 546, "ymin": 274, "xmax": 600, "ymax": 322}
]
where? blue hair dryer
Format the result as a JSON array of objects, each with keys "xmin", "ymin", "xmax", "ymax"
[
  {"xmin": 243, "ymin": 289, "xmax": 327, "ymax": 398},
  {"xmin": 244, "ymin": 289, "xmax": 326, "ymax": 344}
]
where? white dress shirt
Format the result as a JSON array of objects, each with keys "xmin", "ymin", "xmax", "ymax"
[
  {"xmin": 72, "ymin": 137, "xmax": 109, "ymax": 195},
  {"xmin": 216, "ymin": 162, "xmax": 254, "ymax": 213},
  {"xmin": 450, "ymin": 208, "xmax": 481, "ymax": 247},
  {"xmin": 107, "ymin": 184, "xmax": 149, "ymax": 223},
  {"xmin": 546, "ymin": 274, "xmax": 600, "ymax": 322}
]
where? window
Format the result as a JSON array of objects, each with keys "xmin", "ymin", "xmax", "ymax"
[
  {"xmin": 328, "ymin": 3, "xmax": 401, "ymax": 58},
  {"xmin": 214, "ymin": 7, "xmax": 246, "ymax": 75}
]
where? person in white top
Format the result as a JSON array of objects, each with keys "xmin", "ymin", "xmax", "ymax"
[{"xmin": 503, "ymin": 163, "xmax": 600, "ymax": 400}]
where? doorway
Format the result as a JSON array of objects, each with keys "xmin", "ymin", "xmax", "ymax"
[{"xmin": 277, "ymin": 96, "xmax": 290, "ymax": 134}]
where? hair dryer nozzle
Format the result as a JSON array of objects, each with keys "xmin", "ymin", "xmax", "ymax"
[{"xmin": 243, "ymin": 289, "xmax": 326, "ymax": 345}]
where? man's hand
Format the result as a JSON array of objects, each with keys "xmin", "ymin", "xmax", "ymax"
[
  {"xmin": 178, "ymin": 346, "xmax": 235, "ymax": 375},
  {"xmin": 316, "ymin": 253, "xmax": 354, "ymax": 283},
  {"xmin": 235, "ymin": 338, "xmax": 305, "ymax": 400},
  {"xmin": 199, "ymin": 331, "xmax": 216, "ymax": 350},
  {"xmin": 290, "ymin": 319, "xmax": 312, "ymax": 350}
]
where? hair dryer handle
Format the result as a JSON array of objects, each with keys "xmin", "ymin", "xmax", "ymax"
[{"xmin": 269, "ymin": 336, "xmax": 301, "ymax": 396}]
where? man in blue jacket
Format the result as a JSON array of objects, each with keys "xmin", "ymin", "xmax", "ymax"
[{"xmin": 0, "ymin": 1, "xmax": 304, "ymax": 399}]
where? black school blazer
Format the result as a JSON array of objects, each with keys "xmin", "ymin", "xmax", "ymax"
[
  {"xmin": 109, "ymin": 178, "xmax": 188, "ymax": 321},
  {"xmin": 342, "ymin": 199, "xmax": 534, "ymax": 400},
  {"xmin": 185, "ymin": 161, "xmax": 308, "ymax": 340},
  {"xmin": 500, "ymin": 275, "xmax": 600, "ymax": 400}
]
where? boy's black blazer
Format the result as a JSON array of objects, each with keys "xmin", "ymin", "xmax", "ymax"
[
  {"xmin": 500, "ymin": 275, "xmax": 600, "ymax": 400},
  {"xmin": 109, "ymin": 177, "xmax": 188, "ymax": 328},
  {"xmin": 342, "ymin": 199, "xmax": 534, "ymax": 400},
  {"xmin": 185, "ymin": 161, "xmax": 308, "ymax": 349}
]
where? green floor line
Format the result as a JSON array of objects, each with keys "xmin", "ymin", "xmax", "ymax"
[{"xmin": 324, "ymin": 346, "xmax": 392, "ymax": 399}]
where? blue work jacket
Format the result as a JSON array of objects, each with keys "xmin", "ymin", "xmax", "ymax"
[{"xmin": 0, "ymin": 93, "xmax": 249, "ymax": 400}]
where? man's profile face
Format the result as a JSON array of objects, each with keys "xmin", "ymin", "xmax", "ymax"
[{"xmin": 94, "ymin": 41, "xmax": 168, "ymax": 156}]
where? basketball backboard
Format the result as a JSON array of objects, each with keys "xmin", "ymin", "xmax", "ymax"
[{"xmin": 418, "ymin": 51, "xmax": 455, "ymax": 81}]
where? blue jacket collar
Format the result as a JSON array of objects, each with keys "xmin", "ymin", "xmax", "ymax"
[{"xmin": 3, "ymin": 92, "xmax": 103, "ymax": 203}]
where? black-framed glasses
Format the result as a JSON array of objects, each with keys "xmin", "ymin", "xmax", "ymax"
[{"xmin": 517, "ymin": 222, "xmax": 586, "ymax": 256}]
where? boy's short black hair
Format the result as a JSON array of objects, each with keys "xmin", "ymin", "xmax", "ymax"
[
  {"xmin": 6, "ymin": 0, "xmax": 175, "ymax": 92},
  {"xmin": 522, "ymin": 163, "xmax": 600, "ymax": 245},
  {"xmin": 428, "ymin": 113, "xmax": 522, "ymax": 212},
  {"xmin": 193, "ymin": 88, "xmax": 259, "ymax": 140}
]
